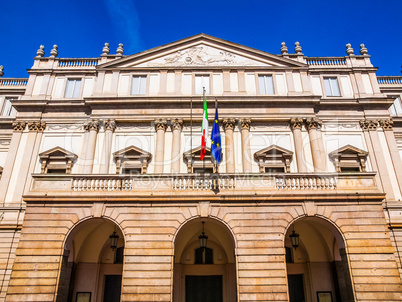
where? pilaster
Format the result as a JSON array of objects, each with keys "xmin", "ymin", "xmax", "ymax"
[
  {"xmin": 305, "ymin": 118, "xmax": 326, "ymax": 172},
  {"xmin": 0, "ymin": 122, "xmax": 26, "ymax": 204},
  {"xmin": 171, "ymin": 119, "xmax": 183, "ymax": 173},
  {"xmin": 99, "ymin": 120, "xmax": 116, "ymax": 174},
  {"xmin": 154, "ymin": 119, "xmax": 168, "ymax": 174},
  {"xmin": 223, "ymin": 118, "xmax": 236, "ymax": 173},
  {"xmin": 240, "ymin": 119, "xmax": 252, "ymax": 173},
  {"xmin": 82, "ymin": 120, "xmax": 100, "ymax": 174},
  {"xmin": 360, "ymin": 119, "xmax": 395, "ymax": 200},
  {"xmin": 289, "ymin": 118, "xmax": 307, "ymax": 172}
]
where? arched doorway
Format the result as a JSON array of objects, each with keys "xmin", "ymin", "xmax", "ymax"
[
  {"xmin": 285, "ymin": 217, "xmax": 354, "ymax": 302},
  {"xmin": 173, "ymin": 218, "xmax": 237, "ymax": 302},
  {"xmin": 56, "ymin": 218, "xmax": 124, "ymax": 302}
]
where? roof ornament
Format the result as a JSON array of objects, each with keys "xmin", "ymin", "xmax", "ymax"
[
  {"xmin": 50, "ymin": 45, "xmax": 58, "ymax": 58},
  {"xmin": 359, "ymin": 44, "xmax": 368, "ymax": 55},
  {"xmin": 36, "ymin": 45, "xmax": 45, "ymax": 57},
  {"xmin": 116, "ymin": 43, "xmax": 124, "ymax": 56},
  {"xmin": 280, "ymin": 42, "xmax": 288, "ymax": 54},
  {"xmin": 294, "ymin": 42, "xmax": 302, "ymax": 54},
  {"xmin": 346, "ymin": 43, "xmax": 354, "ymax": 55},
  {"xmin": 0, "ymin": 65, "xmax": 3, "ymax": 77},
  {"xmin": 102, "ymin": 43, "xmax": 110, "ymax": 55}
]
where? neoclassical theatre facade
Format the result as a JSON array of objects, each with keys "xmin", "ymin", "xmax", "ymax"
[{"xmin": 0, "ymin": 34, "xmax": 402, "ymax": 302}]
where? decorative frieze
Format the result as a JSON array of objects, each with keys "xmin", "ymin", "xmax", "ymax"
[
  {"xmin": 83, "ymin": 120, "xmax": 100, "ymax": 132},
  {"xmin": 28, "ymin": 121, "xmax": 46, "ymax": 132},
  {"xmin": 289, "ymin": 118, "xmax": 304, "ymax": 130},
  {"xmin": 305, "ymin": 117, "xmax": 322, "ymax": 130},
  {"xmin": 359, "ymin": 120, "xmax": 378, "ymax": 131},
  {"xmin": 379, "ymin": 119, "xmax": 394, "ymax": 131},
  {"xmin": 12, "ymin": 121, "xmax": 27, "ymax": 132}
]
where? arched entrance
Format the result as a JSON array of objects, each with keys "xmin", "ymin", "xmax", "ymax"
[
  {"xmin": 56, "ymin": 218, "xmax": 124, "ymax": 302},
  {"xmin": 173, "ymin": 217, "xmax": 237, "ymax": 302},
  {"xmin": 285, "ymin": 217, "xmax": 354, "ymax": 302}
]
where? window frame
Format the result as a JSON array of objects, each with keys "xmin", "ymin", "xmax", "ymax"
[
  {"xmin": 194, "ymin": 74, "xmax": 211, "ymax": 95},
  {"xmin": 322, "ymin": 77, "xmax": 341, "ymax": 97},
  {"xmin": 131, "ymin": 75, "xmax": 147, "ymax": 95},
  {"xmin": 64, "ymin": 78, "xmax": 82, "ymax": 98},
  {"xmin": 1, "ymin": 97, "xmax": 17, "ymax": 116},
  {"xmin": 257, "ymin": 74, "xmax": 275, "ymax": 95}
]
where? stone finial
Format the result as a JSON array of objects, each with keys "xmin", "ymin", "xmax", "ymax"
[
  {"xmin": 0, "ymin": 66, "xmax": 3, "ymax": 77},
  {"xmin": 116, "ymin": 43, "xmax": 124, "ymax": 56},
  {"xmin": 280, "ymin": 42, "xmax": 288, "ymax": 54},
  {"xmin": 50, "ymin": 45, "xmax": 58, "ymax": 58},
  {"xmin": 102, "ymin": 43, "xmax": 110, "ymax": 55},
  {"xmin": 294, "ymin": 42, "xmax": 302, "ymax": 54},
  {"xmin": 360, "ymin": 44, "xmax": 368, "ymax": 55},
  {"xmin": 36, "ymin": 45, "xmax": 45, "ymax": 57},
  {"xmin": 346, "ymin": 43, "xmax": 354, "ymax": 55}
]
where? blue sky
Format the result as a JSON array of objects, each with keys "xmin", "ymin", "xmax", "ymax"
[{"xmin": 1, "ymin": 0, "xmax": 401, "ymax": 78}]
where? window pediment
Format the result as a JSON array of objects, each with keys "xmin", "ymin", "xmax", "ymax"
[
  {"xmin": 328, "ymin": 145, "xmax": 368, "ymax": 172},
  {"xmin": 113, "ymin": 146, "xmax": 152, "ymax": 174},
  {"xmin": 39, "ymin": 146, "xmax": 77, "ymax": 174},
  {"xmin": 183, "ymin": 146, "xmax": 215, "ymax": 173},
  {"xmin": 254, "ymin": 145, "xmax": 293, "ymax": 173}
]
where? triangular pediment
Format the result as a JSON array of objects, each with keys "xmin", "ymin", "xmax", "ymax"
[
  {"xmin": 254, "ymin": 145, "xmax": 293, "ymax": 159},
  {"xmin": 113, "ymin": 145, "xmax": 152, "ymax": 160},
  {"xmin": 329, "ymin": 145, "xmax": 368, "ymax": 157},
  {"xmin": 100, "ymin": 34, "xmax": 306, "ymax": 69},
  {"xmin": 39, "ymin": 146, "xmax": 77, "ymax": 160}
]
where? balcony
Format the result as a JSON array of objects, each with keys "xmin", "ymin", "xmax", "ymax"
[{"xmin": 26, "ymin": 172, "xmax": 382, "ymax": 202}]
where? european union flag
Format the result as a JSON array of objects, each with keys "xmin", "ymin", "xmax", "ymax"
[{"xmin": 211, "ymin": 105, "xmax": 222, "ymax": 164}]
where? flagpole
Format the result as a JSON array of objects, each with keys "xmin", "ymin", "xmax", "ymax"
[
  {"xmin": 203, "ymin": 87, "xmax": 205, "ymax": 174},
  {"xmin": 190, "ymin": 97, "xmax": 193, "ymax": 169}
]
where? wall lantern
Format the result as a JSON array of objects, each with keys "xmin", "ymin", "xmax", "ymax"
[
  {"xmin": 198, "ymin": 221, "xmax": 208, "ymax": 249},
  {"xmin": 289, "ymin": 228, "xmax": 300, "ymax": 250},
  {"xmin": 109, "ymin": 231, "xmax": 119, "ymax": 251}
]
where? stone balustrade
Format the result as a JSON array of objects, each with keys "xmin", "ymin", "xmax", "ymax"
[
  {"xmin": 58, "ymin": 58, "xmax": 99, "ymax": 68},
  {"xmin": 0, "ymin": 78, "xmax": 28, "ymax": 86},
  {"xmin": 29, "ymin": 172, "xmax": 379, "ymax": 198},
  {"xmin": 377, "ymin": 76, "xmax": 402, "ymax": 86},
  {"xmin": 306, "ymin": 57, "xmax": 347, "ymax": 67}
]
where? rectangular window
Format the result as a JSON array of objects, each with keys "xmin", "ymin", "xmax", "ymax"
[
  {"xmin": 195, "ymin": 75, "xmax": 210, "ymax": 94},
  {"xmin": 65, "ymin": 79, "xmax": 82, "ymax": 98},
  {"xmin": 258, "ymin": 75, "xmax": 274, "ymax": 95},
  {"xmin": 324, "ymin": 77, "xmax": 341, "ymax": 97},
  {"xmin": 131, "ymin": 76, "xmax": 146, "ymax": 95},
  {"xmin": 2, "ymin": 98, "xmax": 16, "ymax": 116},
  {"xmin": 390, "ymin": 97, "xmax": 402, "ymax": 116}
]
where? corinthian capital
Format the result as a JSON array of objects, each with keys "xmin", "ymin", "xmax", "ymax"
[
  {"xmin": 104, "ymin": 119, "xmax": 116, "ymax": 132},
  {"xmin": 155, "ymin": 118, "xmax": 168, "ymax": 131},
  {"xmin": 305, "ymin": 117, "xmax": 322, "ymax": 130},
  {"xmin": 379, "ymin": 119, "xmax": 393, "ymax": 131},
  {"xmin": 240, "ymin": 118, "xmax": 251, "ymax": 130},
  {"xmin": 359, "ymin": 119, "xmax": 378, "ymax": 131},
  {"xmin": 223, "ymin": 118, "xmax": 236, "ymax": 131},
  {"xmin": 83, "ymin": 120, "xmax": 100, "ymax": 132},
  {"xmin": 171, "ymin": 118, "xmax": 183, "ymax": 131},
  {"xmin": 12, "ymin": 121, "xmax": 27, "ymax": 132},
  {"xmin": 289, "ymin": 117, "xmax": 303, "ymax": 130},
  {"xmin": 28, "ymin": 121, "xmax": 46, "ymax": 132}
]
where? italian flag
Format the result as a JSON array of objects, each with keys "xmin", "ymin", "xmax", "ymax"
[{"xmin": 200, "ymin": 93, "xmax": 209, "ymax": 160}]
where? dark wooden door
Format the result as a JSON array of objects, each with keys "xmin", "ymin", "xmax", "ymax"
[
  {"xmin": 103, "ymin": 275, "xmax": 122, "ymax": 302},
  {"xmin": 288, "ymin": 274, "xmax": 305, "ymax": 302},
  {"xmin": 185, "ymin": 275, "xmax": 223, "ymax": 302}
]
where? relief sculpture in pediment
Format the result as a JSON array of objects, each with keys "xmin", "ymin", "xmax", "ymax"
[{"xmin": 147, "ymin": 45, "xmax": 262, "ymax": 67}]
